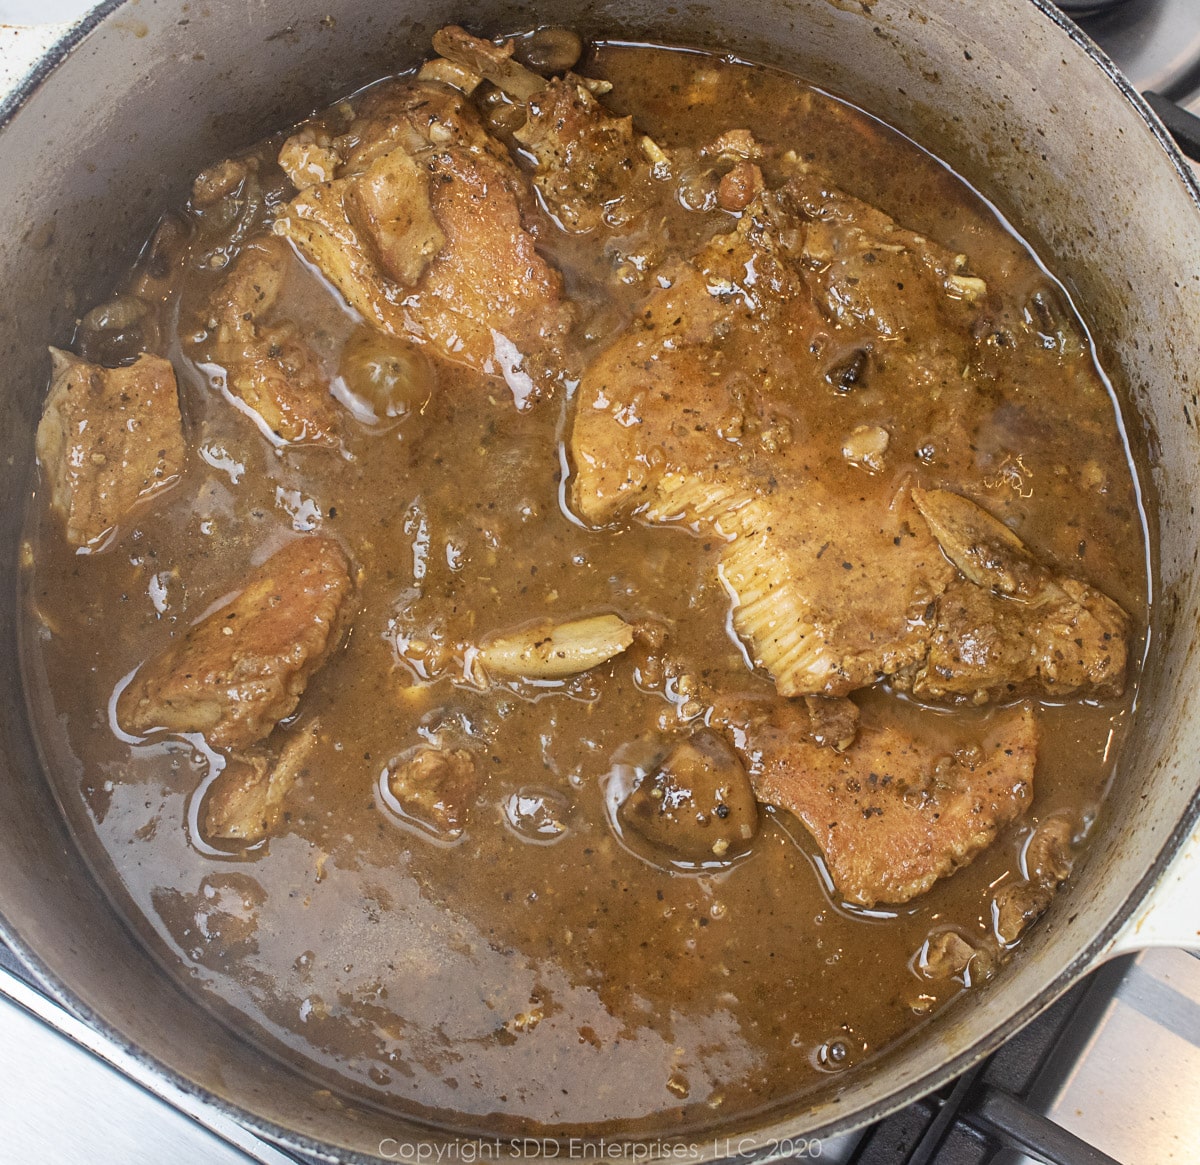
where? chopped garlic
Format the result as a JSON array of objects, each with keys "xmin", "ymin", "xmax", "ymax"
[
  {"xmin": 474, "ymin": 614, "xmax": 635, "ymax": 680},
  {"xmin": 842, "ymin": 424, "xmax": 890, "ymax": 472}
]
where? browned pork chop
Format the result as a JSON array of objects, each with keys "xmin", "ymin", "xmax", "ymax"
[
  {"xmin": 571, "ymin": 180, "xmax": 978, "ymax": 696},
  {"xmin": 719, "ymin": 698, "xmax": 1038, "ymax": 906},
  {"xmin": 36, "ymin": 349, "xmax": 185, "ymax": 548},
  {"xmin": 118, "ymin": 536, "xmax": 354, "ymax": 750}
]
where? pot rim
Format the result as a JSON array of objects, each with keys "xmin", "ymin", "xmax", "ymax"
[{"xmin": 1, "ymin": 0, "xmax": 1198, "ymax": 1160}]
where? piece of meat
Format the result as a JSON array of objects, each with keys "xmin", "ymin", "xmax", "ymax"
[
  {"xmin": 277, "ymin": 129, "xmax": 341, "ymax": 191},
  {"xmin": 701, "ymin": 129, "xmax": 765, "ymax": 160},
  {"xmin": 273, "ymin": 78, "xmax": 572, "ymax": 400},
  {"xmin": 203, "ymin": 721, "xmax": 320, "ymax": 844},
  {"xmin": 118, "ymin": 536, "xmax": 354, "ymax": 750},
  {"xmin": 514, "ymin": 76, "xmax": 663, "ymax": 234},
  {"xmin": 710, "ymin": 691, "xmax": 860, "ymax": 753},
  {"xmin": 900, "ymin": 489, "xmax": 1130, "ymax": 701},
  {"xmin": 696, "ymin": 480, "xmax": 956, "ymax": 696},
  {"xmin": 276, "ymin": 140, "xmax": 444, "ymax": 328},
  {"xmin": 36, "ymin": 349, "xmax": 185, "ymax": 549},
  {"xmin": 346, "ymin": 146, "xmax": 447, "ymax": 285},
  {"xmin": 720, "ymin": 698, "xmax": 1037, "ymax": 906},
  {"xmin": 788, "ymin": 168, "xmax": 986, "ymax": 392},
  {"xmin": 384, "ymin": 744, "xmax": 478, "ymax": 840},
  {"xmin": 571, "ymin": 184, "xmax": 974, "ymax": 696},
  {"xmin": 412, "ymin": 142, "xmax": 572, "ymax": 398},
  {"xmin": 200, "ymin": 235, "xmax": 341, "ymax": 446}
]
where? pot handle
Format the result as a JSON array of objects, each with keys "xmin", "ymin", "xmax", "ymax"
[{"xmin": 1103, "ymin": 829, "xmax": 1200, "ymax": 959}]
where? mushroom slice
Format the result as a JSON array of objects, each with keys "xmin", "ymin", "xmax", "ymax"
[
  {"xmin": 619, "ymin": 731, "xmax": 759, "ymax": 863},
  {"xmin": 473, "ymin": 614, "xmax": 634, "ymax": 681},
  {"xmin": 431, "ymin": 25, "xmax": 547, "ymax": 102}
]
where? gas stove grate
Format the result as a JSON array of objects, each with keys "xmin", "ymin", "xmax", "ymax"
[{"xmin": 844, "ymin": 964, "xmax": 1127, "ymax": 1165}]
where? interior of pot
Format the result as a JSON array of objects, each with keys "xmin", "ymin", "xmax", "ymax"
[{"xmin": 2, "ymin": 0, "xmax": 1199, "ymax": 1157}]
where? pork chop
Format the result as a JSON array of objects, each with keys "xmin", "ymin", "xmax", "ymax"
[
  {"xmin": 718, "ymin": 697, "xmax": 1038, "ymax": 906},
  {"xmin": 273, "ymin": 77, "xmax": 572, "ymax": 401},
  {"xmin": 570, "ymin": 180, "xmax": 978, "ymax": 696},
  {"xmin": 199, "ymin": 235, "xmax": 341, "ymax": 447}
]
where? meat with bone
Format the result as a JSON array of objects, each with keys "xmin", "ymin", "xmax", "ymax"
[
  {"xmin": 717, "ymin": 696, "xmax": 1038, "ymax": 906},
  {"xmin": 570, "ymin": 171, "xmax": 1131, "ymax": 703},
  {"xmin": 273, "ymin": 78, "xmax": 572, "ymax": 401},
  {"xmin": 118, "ymin": 536, "xmax": 354, "ymax": 751},
  {"xmin": 36, "ymin": 349, "xmax": 186, "ymax": 549}
]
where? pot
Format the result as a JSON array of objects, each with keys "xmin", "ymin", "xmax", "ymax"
[{"xmin": 1, "ymin": 0, "xmax": 1199, "ymax": 1158}]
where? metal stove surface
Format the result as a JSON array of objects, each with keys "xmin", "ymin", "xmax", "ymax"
[
  {"xmin": 1, "ymin": 2, "xmax": 1200, "ymax": 1163},
  {"xmin": 1076, "ymin": 0, "xmax": 1200, "ymax": 105}
]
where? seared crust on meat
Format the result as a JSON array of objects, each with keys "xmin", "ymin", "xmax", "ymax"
[
  {"xmin": 118, "ymin": 537, "xmax": 354, "ymax": 750},
  {"xmin": 722, "ymin": 698, "xmax": 1037, "ymax": 906},
  {"xmin": 36, "ymin": 349, "xmax": 185, "ymax": 548}
]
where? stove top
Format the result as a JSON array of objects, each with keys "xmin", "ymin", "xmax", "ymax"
[
  {"xmin": 1, "ymin": 3, "xmax": 1199, "ymax": 1164},
  {"xmin": 1076, "ymin": 0, "xmax": 1200, "ymax": 108}
]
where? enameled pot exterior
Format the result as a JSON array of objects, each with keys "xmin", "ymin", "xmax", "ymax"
[{"xmin": 1, "ymin": 2, "xmax": 1199, "ymax": 1159}]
